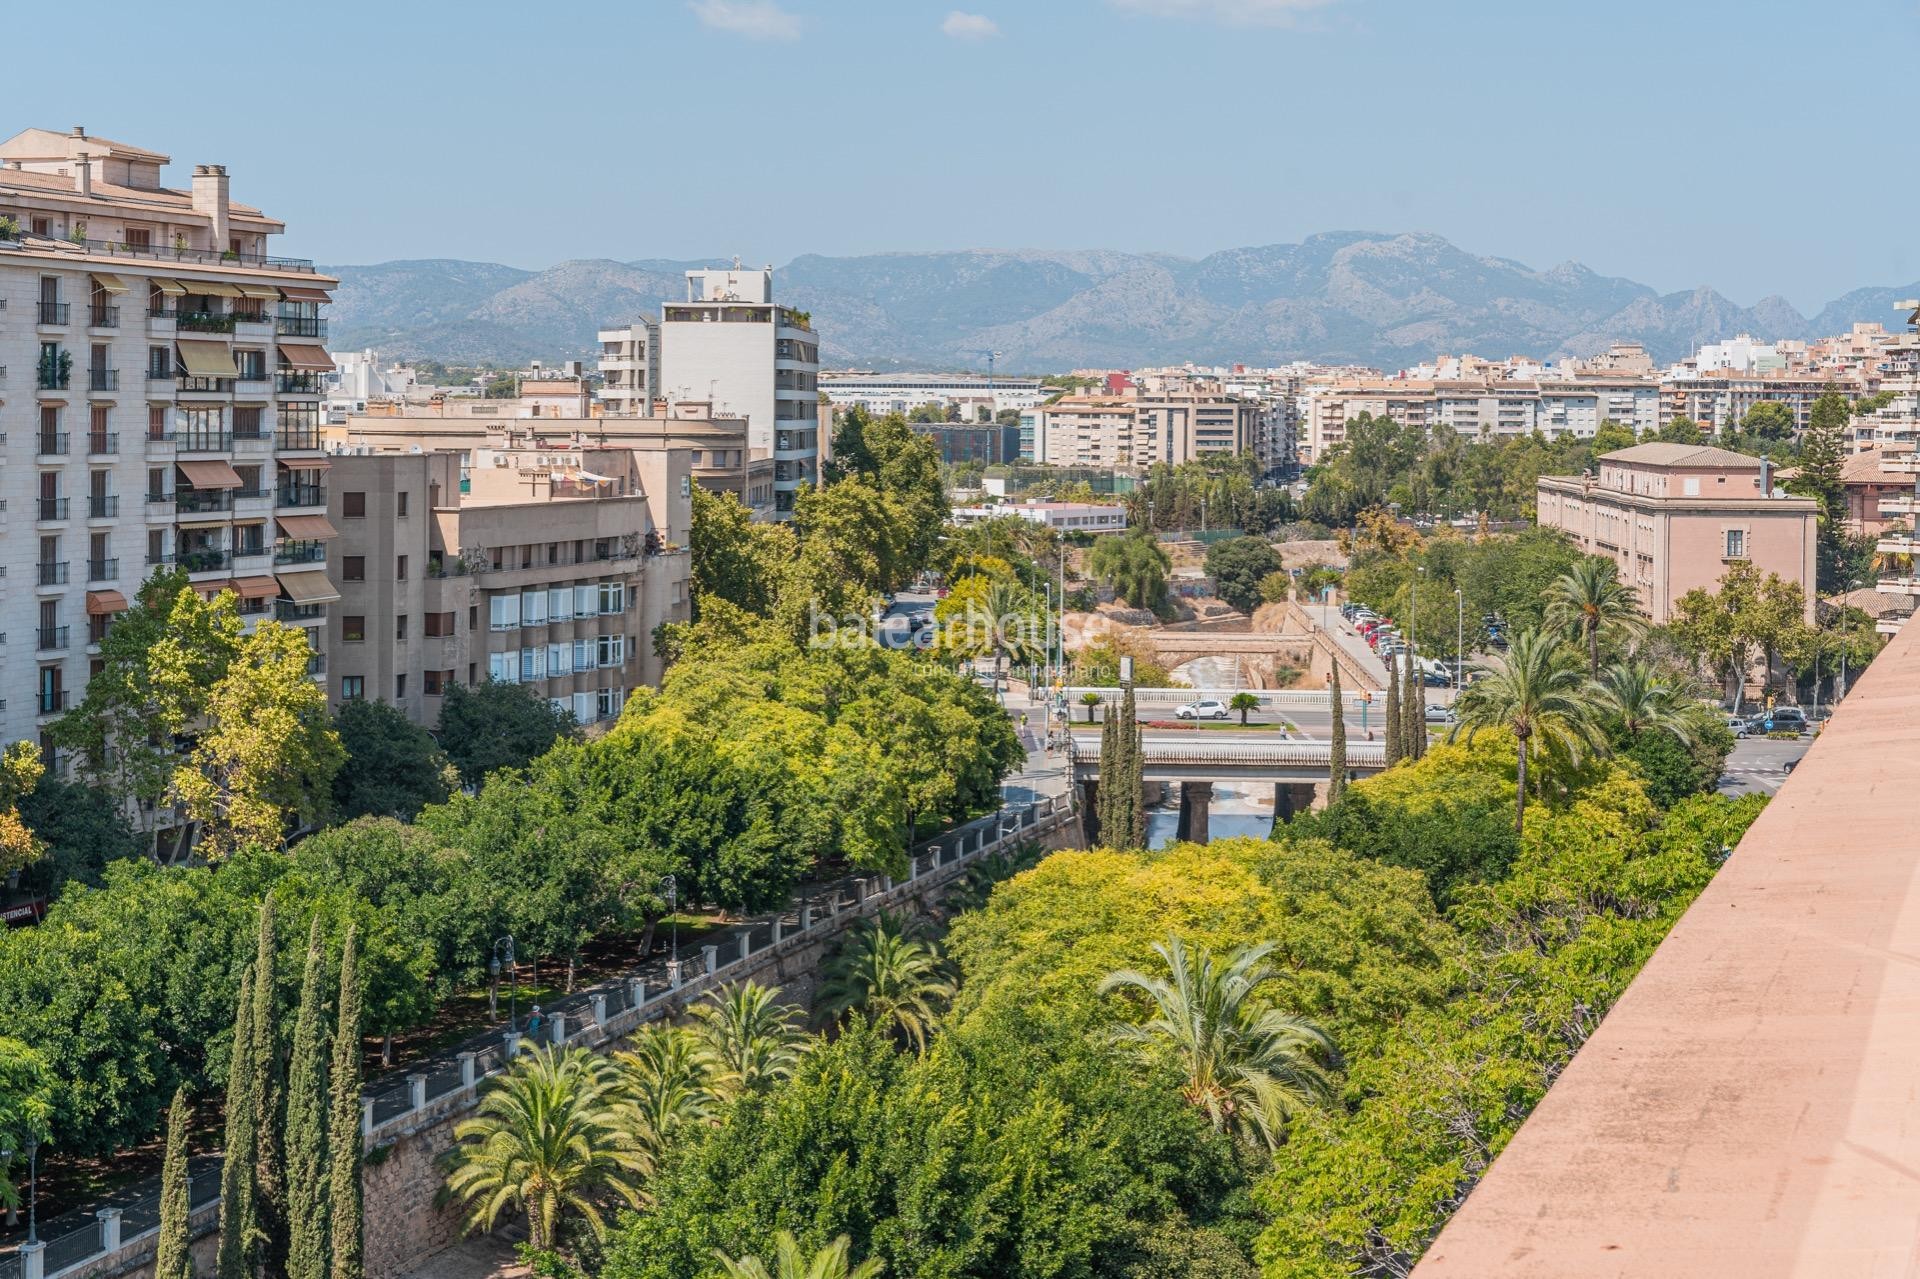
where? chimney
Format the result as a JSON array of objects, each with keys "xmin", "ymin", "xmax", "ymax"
[
  {"xmin": 1759, "ymin": 458, "xmax": 1772, "ymax": 497},
  {"xmin": 73, "ymin": 158, "xmax": 91, "ymax": 196},
  {"xmin": 191, "ymin": 164, "xmax": 230, "ymax": 252}
]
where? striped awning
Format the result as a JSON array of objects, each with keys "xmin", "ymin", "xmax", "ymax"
[
  {"xmin": 277, "ymin": 342, "xmax": 334, "ymax": 372},
  {"xmin": 236, "ymin": 282, "xmax": 280, "ymax": 300},
  {"xmin": 91, "ymin": 273, "xmax": 128, "ymax": 295},
  {"xmin": 85, "ymin": 589, "xmax": 129, "ymax": 615},
  {"xmin": 275, "ymin": 570, "xmax": 340, "ymax": 605},
  {"xmin": 182, "ymin": 280, "xmax": 244, "ymax": 299},
  {"xmin": 176, "ymin": 340, "xmax": 240, "ymax": 379},
  {"xmin": 275, "ymin": 514, "xmax": 337, "ymax": 540},
  {"xmin": 152, "ymin": 277, "xmax": 187, "ymax": 297},
  {"xmin": 231, "ymin": 575, "xmax": 281, "ymax": 600}
]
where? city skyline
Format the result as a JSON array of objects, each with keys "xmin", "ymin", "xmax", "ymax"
[{"xmin": 10, "ymin": 0, "xmax": 1918, "ymax": 310}]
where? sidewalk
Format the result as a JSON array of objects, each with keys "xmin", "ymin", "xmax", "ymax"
[{"xmin": 1302, "ymin": 600, "xmax": 1388, "ymax": 686}]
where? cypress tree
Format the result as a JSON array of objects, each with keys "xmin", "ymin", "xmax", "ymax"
[
  {"xmin": 1118, "ymin": 686, "xmax": 1145, "ymax": 849},
  {"xmin": 327, "ymin": 927, "xmax": 364, "ymax": 1279},
  {"xmin": 1096, "ymin": 696, "xmax": 1117, "ymax": 846},
  {"xmin": 1384, "ymin": 658, "xmax": 1402, "ymax": 764},
  {"xmin": 217, "ymin": 965, "xmax": 259, "ymax": 1279},
  {"xmin": 1402, "ymin": 657, "xmax": 1424, "ymax": 761},
  {"xmin": 1327, "ymin": 665, "xmax": 1348, "ymax": 803},
  {"xmin": 155, "ymin": 1085, "xmax": 194, "ymax": 1279},
  {"xmin": 285, "ymin": 920, "xmax": 331, "ymax": 1279},
  {"xmin": 253, "ymin": 898, "xmax": 288, "ymax": 1279}
]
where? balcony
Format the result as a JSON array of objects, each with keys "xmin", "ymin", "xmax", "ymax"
[
  {"xmin": 176, "ymin": 490, "xmax": 233, "ymax": 516},
  {"xmin": 179, "ymin": 548, "xmax": 232, "ymax": 574},
  {"xmin": 59, "ymin": 237, "xmax": 316, "ymax": 274},
  {"xmin": 177, "ymin": 376, "xmax": 235, "ymax": 394},
  {"xmin": 145, "ymin": 490, "xmax": 175, "ymax": 507},
  {"xmin": 306, "ymin": 651, "xmax": 327, "ymax": 677},
  {"xmin": 177, "ymin": 311, "xmax": 237, "ymax": 334},
  {"xmin": 87, "ymin": 432, "xmax": 118, "ymax": 456},
  {"xmin": 37, "ymin": 689, "xmax": 66, "ymax": 714},
  {"xmin": 89, "ymin": 304, "xmax": 119, "ymax": 329},
  {"xmin": 37, "ymin": 561, "xmax": 68, "ymax": 586},
  {"xmin": 276, "ymin": 372, "xmax": 322, "ymax": 395},
  {"xmin": 232, "ymin": 311, "xmax": 273, "ymax": 332},
  {"xmin": 87, "ymin": 558, "xmax": 119, "ymax": 582},
  {"xmin": 276, "ymin": 600, "xmax": 327, "ymax": 623},
  {"xmin": 276, "ymin": 425, "xmax": 322, "ymax": 450},
  {"xmin": 274, "ymin": 540, "xmax": 327, "ymax": 566},
  {"xmin": 178, "ymin": 431, "xmax": 234, "ymax": 452},
  {"xmin": 276, "ymin": 482, "xmax": 326, "ymax": 508},
  {"xmin": 89, "ymin": 368, "xmax": 119, "ymax": 392},
  {"xmin": 37, "ymin": 497, "xmax": 70, "ymax": 521},
  {"xmin": 36, "ymin": 626, "xmax": 69, "ymax": 652},
  {"xmin": 37, "ymin": 431, "xmax": 69, "ymax": 457},
  {"xmin": 37, "ymin": 300, "xmax": 69, "ymax": 326},
  {"xmin": 89, "ymin": 495, "xmax": 120, "ymax": 519},
  {"xmin": 275, "ymin": 315, "xmax": 327, "ymax": 339},
  {"xmin": 145, "ymin": 551, "xmax": 174, "ymax": 567},
  {"xmin": 37, "ymin": 360, "xmax": 71, "ymax": 391},
  {"xmin": 147, "ymin": 369, "xmax": 175, "ymax": 388}
]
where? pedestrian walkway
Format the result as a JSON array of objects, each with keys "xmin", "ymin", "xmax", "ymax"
[{"xmin": 1302, "ymin": 600, "xmax": 1388, "ymax": 685}]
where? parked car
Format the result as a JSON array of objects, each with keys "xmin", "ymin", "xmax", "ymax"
[
  {"xmin": 1422, "ymin": 669, "xmax": 1453, "ymax": 687},
  {"xmin": 1176, "ymin": 698, "xmax": 1230, "ymax": 721},
  {"xmin": 1424, "ymin": 704, "xmax": 1457, "ymax": 724},
  {"xmin": 1771, "ymin": 707, "xmax": 1809, "ymax": 731},
  {"xmin": 1726, "ymin": 715, "xmax": 1748, "ymax": 739}
]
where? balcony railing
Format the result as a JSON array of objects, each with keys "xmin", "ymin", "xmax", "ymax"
[
  {"xmin": 306, "ymin": 652, "xmax": 327, "ymax": 676},
  {"xmin": 176, "ymin": 490, "xmax": 233, "ymax": 516},
  {"xmin": 38, "ymin": 497, "xmax": 69, "ymax": 521},
  {"xmin": 276, "ymin": 426, "xmax": 321, "ymax": 450},
  {"xmin": 88, "ymin": 558, "xmax": 119, "ymax": 582},
  {"xmin": 146, "ymin": 490, "xmax": 175, "ymax": 506},
  {"xmin": 232, "ymin": 542, "xmax": 268, "ymax": 562},
  {"xmin": 179, "ymin": 548, "xmax": 232, "ymax": 574},
  {"xmin": 177, "ymin": 376, "xmax": 235, "ymax": 393},
  {"xmin": 275, "ymin": 315, "xmax": 327, "ymax": 339},
  {"xmin": 276, "ymin": 372, "xmax": 322, "ymax": 395},
  {"xmin": 147, "ymin": 369, "xmax": 175, "ymax": 387},
  {"xmin": 177, "ymin": 311, "xmax": 236, "ymax": 334},
  {"xmin": 89, "ymin": 495, "xmax": 120, "ymax": 518},
  {"xmin": 37, "ymin": 364, "xmax": 70, "ymax": 390},
  {"xmin": 89, "ymin": 367, "xmax": 119, "ymax": 391},
  {"xmin": 145, "ymin": 551, "xmax": 174, "ymax": 567},
  {"xmin": 274, "ymin": 540, "xmax": 327, "ymax": 566},
  {"xmin": 90, "ymin": 304, "xmax": 120, "ymax": 328},
  {"xmin": 38, "ymin": 432, "xmax": 69, "ymax": 456},
  {"xmin": 36, "ymin": 626, "xmax": 69, "ymax": 652},
  {"xmin": 37, "ymin": 561, "xmax": 68, "ymax": 586},
  {"xmin": 178, "ymin": 431, "xmax": 234, "ymax": 452},
  {"xmin": 233, "ymin": 422, "xmax": 269, "ymax": 442},
  {"xmin": 276, "ymin": 482, "xmax": 326, "ymax": 508},
  {"xmin": 37, "ymin": 689, "xmax": 67, "ymax": 714},
  {"xmin": 62, "ymin": 237, "xmax": 316, "ymax": 274},
  {"xmin": 38, "ymin": 300, "xmax": 69, "ymax": 325},
  {"xmin": 148, "ymin": 305, "xmax": 175, "ymax": 322},
  {"xmin": 232, "ymin": 311, "xmax": 272, "ymax": 328},
  {"xmin": 87, "ymin": 432, "xmax": 118, "ymax": 455},
  {"xmin": 276, "ymin": 601, "xmax": 327, "ymax": 623}
]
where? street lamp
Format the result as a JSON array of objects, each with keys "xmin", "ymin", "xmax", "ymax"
[
  {"xmin": 662, "ymin": 874, "xmax": 681, "ymax": 987},
  {"xmin": 1454, "ymin": 587, "xmax": 1464, "ymax": 694},
  {"xmin": 1, "ymin": 1140, "xmax": 39, "ymax": 1245},
  {"xmin": 489, "ymin": 935, "xmax": 518, "ymax": 1033}
]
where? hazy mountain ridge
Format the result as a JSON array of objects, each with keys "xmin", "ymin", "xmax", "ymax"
[{"xmin": 320, "ymin": 234, "xmax": 1919, "ymax": 371}]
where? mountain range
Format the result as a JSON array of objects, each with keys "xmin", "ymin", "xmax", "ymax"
[{"xmin": 320, "ymin": 232, "xmax": 1920, "ymax": 373}]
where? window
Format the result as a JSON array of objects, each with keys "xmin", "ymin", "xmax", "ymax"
[
  {"xmin": 340, "ymin": 676, "xmax": 365, "ymax": 701},
  {"xmin": 424, "ymin": 669, "xmax": 447, "ymax": 696},
  {"xmin": 548, "ymin": 643, "xmax": 572, "ymax": 674},
  {"xmin": 573, "ymin": 584, "xmax": 595, "ymax": 617},
  {"xmin": 572, "ymin": 691, "xmax": 594, "ymax": 723},
  {"xmin": 394, "ymin": 674, "xmax": 407, "ymax": 700},
  {"xmin": 342, "ymin": 491, "xmax": 366, "ymax": 518},
  {"xmin": 342, "ymin": 555, "xmax": 365, "ymax": 581},
  {"xmin": 488, "ymin": 652, "xmax": 516, "ymax": 683},
  {"xmin": 424, "ymin": 611, "xmax": 454, "ymax": 637},
  {"xmin": 395, "ymin": 614, "xmax": 409, "ymax": 640},
  {"xmin": 489, "ymin": 594, "xmax": 520, "ymax": 631},
  {"xmin": 397, "ymin": 491, "xmax": 409, "ymax": 517},
  {"xmin": 342, "ymin": 616, "xmax": 366, "ymax": 642},
  {"xmin": 595, "ymin": 634, "xmax": 626, "ymax": 668},
  {"xmin": 395, "ymin": 555, "xmax": 408, "ymax": 581},
  {"xmin": 1725, "ymin": 529, "xmax": 1746, "ymax": 559},
  {"xmin": 548, "ymin": 587, "xmax": 573, "ymax": 620},
  {"xmin": 521, "ymin": 590, "xmax": 547, "ymax": 625},
  {"xmin": 597, "ymin": 688, "xmax": 624, "ymax": 720},
  {"xmin": 597, "ymin": 581, "xmax": 626, "ymax": 615}
]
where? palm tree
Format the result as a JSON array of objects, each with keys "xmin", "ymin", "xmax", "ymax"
[
  {"xmin": 443, "ymin": 1044, "xmax": 647, "ymax": 1250},
  {"xmin": 687, "ymin": 982, "xmax": 809, "ymax": 1103},
  {"xmin": 1449, "ymin": 628, "xmax": 1606, "ymax": 831},
  {"xmin": 1543, "ymin": 557, "xmax": 1648, "ymax": 676},
  {"xmin": 1592, "ymin": 660, "xmax": 1695, "ymax": 744},
  {"xmin": 1229, "ymin": 692, "xmax": 1260, "ymax": 726},
  {"xmin": 714, "ymin": 1231, "xmax": 884, "ymax": 1279},
  {"xmin": 610, "ymin": 1024, "xmax": 712, "ymax": 1176},
  {"xmin": 1098, "ymin": 937, "xmax": 1335, "ymax": 1151},
  {"xmin": 816, "ymin": 915, "xmax": 954, "ymax": 1054}
]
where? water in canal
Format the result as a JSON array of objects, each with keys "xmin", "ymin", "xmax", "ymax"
[{"xmin": 1146, "ymin": 780, "xmax": 1275, "ymax": 849}]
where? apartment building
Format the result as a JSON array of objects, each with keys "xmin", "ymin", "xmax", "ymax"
[
  {"xmin": 904, "ymin": 419, "xmax": 1022, "ymax": 466},
  {"xmin": 950, "ymin": 500, "xmax": 1128, "ymax": 533},
  {"xmin": 1301, "ymin": 374, "xmax": 1660, "ymax": 463},
  {"xmin": 0, "ymin": 126, "xmax": 337, "ymax": 761},
  {"xmin": 819, "ymin": 372, "xmax": 1048, "ymax": 417},
  {"xmin": 324, "ymin": 443, "xmax": 691, "ymax": 729},
  {"xmin": 334, "ymin": 399, "xmax": 775, "ymax": 520},
  {"xmin": 1035, "ymin": 392, "xmax": 1263, "ymax": 469},
  {"xmin": 601, "ymin": 266, "xmax": 819, "ymax": 518},
  {"xmin": 1536, "ymin": 443, "xmax": 1816, "ymax": 624},
  {"xmin": 1658, "ymin": 371, "xmax": 1860, "ymax": 436},
  {"xmin": 1038, "ymin": 396, "xmax": 1138, "ymax": 467}
]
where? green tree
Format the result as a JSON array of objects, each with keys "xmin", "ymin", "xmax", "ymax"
[
  {"xmin": 1383, "ymin": 657, "xmax": 1403, "ymax": 765},
  {"xmin": 216, "ymin": 965, "xmax": 260, "ymax": 1279},
  {"xmin": 444, "ymin": 1044, "xmax": 648, "ymax": 1251},
  {"xmin": 689, "ymin": 485, "xmax": 796, "ymax": 618},
  {"xmin": 1401, "ymin": 655, "xmax": 1425, "ymax": 761},
  {"xmin": 1327, "ymin": 666, "xmax": 1347, "ymax": 803},
  {"xmin": 15, "ymin": 774, "xmax": 141, "ymax": 900},
  {"xmin": 1097, "ymin": 687, "xmax": 1145, "ymax": 851},
  {"xmin": 689, "ymin": 982, "xmax": 809, "ymax": 1104},
  {"xmin": 1088, "ymin": 531, "xmax": 1172, "ymax": 613},
  {"xmin": 1589, "ymin": 419, "xmax": 1637, "ymax": 453},
  {"xmin": 437, "ymin": 679, "xmax": 577, "ymax": 789},
  {"xmin": 1740, "ymin": 400, "xmax": 1797, "ymax": 443},
  {"xmin": 331, "ymin": 699, "xmax": 454, "ymax": 821},
  {"xmin": 1203, "ymin": 537, "xmax": 1282, "ymax": 614},
  {"xmin": 0, "ymin": 1038, "xmax": 52, "ymax": 1218},
  {"xmin": 251, "ymin": 899, "xmax": 289, "ymax": 1279},
  {"xmin": 1542, "ymin": 556, "xmax": 1648, "ymax": 676},
  {"xmin": 1657, "ymin": 416, "xmax": 1704, "ymax": 445},
  {"xmin": 1449, "ymin": 628, "xmax": 1605, "ymax": 830},
  {"xmin": 1790, "ymin": 389, "xmax": 1852, "ymax": 591},
  {"xmin": 155, "ymin": 1085, "xmax": 194, "ymax": 1279},
  {"xmin": 0, "ymin": 743, "xmax": 46, "ymax": 880},
  {"xmin": 176, "ymin": 619, "xmax": 344, "ymax": 857},
  {"xmin": 1669, "ymin": 562, "xmax": 1805, "ymax": 711},
  {"xmin": 328, "ymin": 926, "xmax": 364, "ymax": 1279},
  {"xmin": 714, "ymin": 1232, "xmax": 885, "ymax": 1279},
  {"xmin": 817, "ymin": 916, "xmax": 955, "ymax": 1055},
  {"xmin": 286, "ymin": 921, "xmax": 332, "ymax": 1279},
  {"xmin": 1080, "ymin": 691, "xmax": 1102, "ymax": 723},
  {"xmin": 1230, "ymin": 692, "xmax": 1259, "ymax": 726},
  {"xmin": 1592, "ymin": 660, "xmax": 1695, "ymax": 743},
  {"xmin": 1099, "ymin": 937, "xmax": 1336, "ymax": 1150},
  {"xmin": 611, "ymin": 1025, "xmax": 713, "ymax": 1177}
]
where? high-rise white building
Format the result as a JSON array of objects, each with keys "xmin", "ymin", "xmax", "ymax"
[
  {"xmin": 630, "ymin": 266, "xmax": 821, "ymax": 518},
  {"xmin": 0, "ymin": 127, "xmax": 338, "ymax": 768}
]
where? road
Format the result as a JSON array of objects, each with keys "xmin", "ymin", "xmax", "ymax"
[
  {"xmin": 1717, "ymin": 734, "xmax": 1810, "ymax": 796},
  {"xmin": 878, "ymin": 590, "xmax": 937, "ymax": 650},
  {"xmin": 1303, "ymin": 599, "xmax": 1389, "ymax": 685}
]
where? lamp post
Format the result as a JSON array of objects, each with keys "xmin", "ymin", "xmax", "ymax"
[
  {"xmin": 2, "ymin": 1140, "xmax": 39, "ymax": 1244},
  {"xmin": 1455, "ymin": 587, "xmax": 1464, "ymax": 694},
  {"xmin": 489, "ymin": 935, "xmax": 518, "ymax": 1033},
  {"xmin": 662, "ymin": 874, "xmax": 680, "ymax": 986}
]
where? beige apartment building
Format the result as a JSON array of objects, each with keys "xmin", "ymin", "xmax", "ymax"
[
  {"xmin": 0, "ymin": 126, "xmax": 336, "ymax": 766},
  {"xmin": 324, "ymin": 443, "xmax": 691, "ymax": 729},
  {"xmin": 1536, "ymin": 443, "xmax": 1817, "ymax": 624},
  {"xmin": 1036, "ymin": 392, "xmax": 1260, "ymax": 468},
  {"xmin": 333, "ymin": 398, "xmax": 774, "ymax": 519}
]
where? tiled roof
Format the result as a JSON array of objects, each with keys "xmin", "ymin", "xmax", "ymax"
[{"xmin": 1600, "ymin": 441, "xmax": 1763, "ymax": 468}]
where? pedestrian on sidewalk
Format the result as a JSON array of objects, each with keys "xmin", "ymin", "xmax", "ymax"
[{"xmin": 525, "ymin": 1005, "xmax": 545, "ymax": 1038}]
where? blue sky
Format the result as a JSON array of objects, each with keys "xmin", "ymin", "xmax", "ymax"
[{"xmin": 12, "ymin": 0, "xmax": 1917, "ymax": 309}]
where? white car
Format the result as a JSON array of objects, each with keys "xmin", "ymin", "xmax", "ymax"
[{"xmin": 1176, "ymin": 698, "xmax": 1231, "ymax": 721}]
